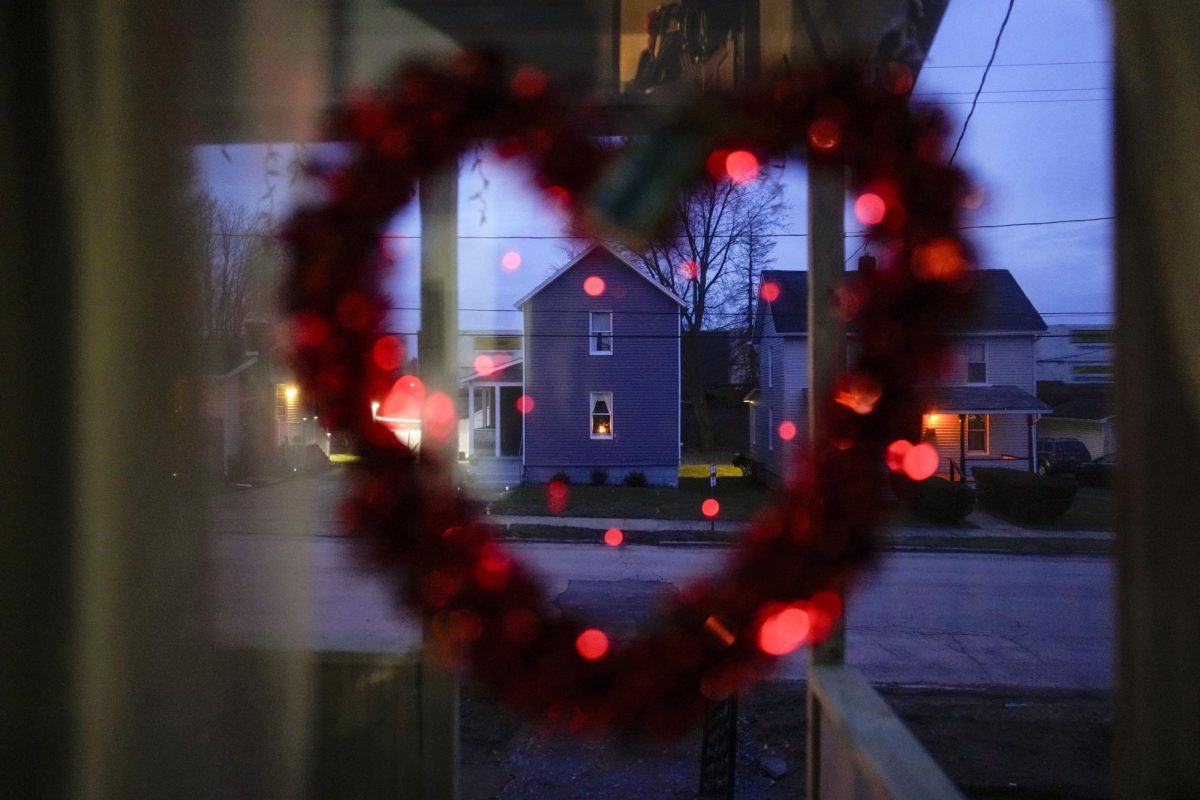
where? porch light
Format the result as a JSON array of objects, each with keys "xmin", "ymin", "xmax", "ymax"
[
  {"xmin": 927, "ymin": 414, "xmax": 938, "ymax": 424},
  {"xmin": 283, "ymin": 384, "xmax": 299, "ymax": 403}
]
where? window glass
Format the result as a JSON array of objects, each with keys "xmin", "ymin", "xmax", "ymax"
[
  {"xmin": 590, "ymin": 392, "xmax": 612, "ymax": 438},
  {"xmin": 967, "ymin": 414, "xmax": 988, "ymax": 453},
  {"xmin": 966, "ymin": 343, "xmax": 986, "ymax": 383},
  {"xmin": 590, "ymin": 311, "xmax": 612, "ymax": 354}
]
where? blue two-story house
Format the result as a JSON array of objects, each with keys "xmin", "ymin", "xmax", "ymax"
[
  {"xmin": 748, "ymin": 268, "xmax": 1051, "ymax": 484},
  {"xmin": 514, "ymin": 244, "xmax": 684, "ymax": 486}
]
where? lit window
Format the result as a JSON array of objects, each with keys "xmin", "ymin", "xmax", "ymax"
[
  {"xmin": 590, "ymin": 311, "xmax": 612, "ymax": 354},
  {"xmin": 590, "ymin": 392, "xmax": 613, "ymax": 439},
  {"xmin": 966, "ymin": 343, "xmax": 986, "ymax": 383},
  {"xmin": 967, "ymin": 414, "xmax": 989, "ymax": 453}
]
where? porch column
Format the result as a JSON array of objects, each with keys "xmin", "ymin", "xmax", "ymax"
[
  {"xmin": 806, "ymin": 147, "xmax": 846, "ymax": 664},
  {"xmin": 417, "ymin": 162, "xmax": 459, "ymax": 800},
  {"xmin": 1026, "ymin": 414, "xmax": 1035, "ymax": 473},
  {"xmin": 959, "ymin": 414, "xmax": 967, "ymax": 484},
  {"xmin": 495, "ymin": 385, "xmax": 501, "ymax": 457},
  {"xmin": 467, "ymin": 386, "xmax": 474, "ymax": 458}
]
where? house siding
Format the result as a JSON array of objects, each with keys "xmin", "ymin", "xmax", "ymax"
[
  {"xmin": 522, "ymin": 248, "xmax": 680, "ymax": 485},
  {"xmin": 940, "ymin": 336, "xmax": 1035, "ymax": 388},
  {"xmin": 921, "ymin": 334, "xmax": 1040, "ymax": 474},
  {"xmin": 922, "ymin": 413, "xmax": 1034, "ymax": 475}
]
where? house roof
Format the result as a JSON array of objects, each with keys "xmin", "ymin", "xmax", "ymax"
[
  {"xmin": 513, "ymin": 243, "xmax": 685, "ymax": 309},
  {"xmin": 919, "ymin": 385, "xmax": 1052, "ymax": 415},
  {"xmin": 1051, "ymin": 394, "xmax": 1115, "ymax": 422},
  {"xmin": 755, "ymin": 269, "xmax": 1047, "ymax": 337}
]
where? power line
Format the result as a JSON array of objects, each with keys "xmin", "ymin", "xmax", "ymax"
[
  {"xmin": 914, "ymin": 85, "xmax": 1109, "ymax": 97},
  {"xmin": 921, "ymin": 59, "xmax": 1110, "ymax": 69},
  {"xmin": 215, "ymin": 215, "xmax": 1113, "ymax": 242},
  {"xmin": 949, "ymin": 0, "xmax": 1016, "ymax": 167},
  {"xmin": 960, "ymin": 215, "xmax": 1112, "ymax": 230},
  {"xmin": 915, "ymin": 96, "xmax": 1109, "ymax": 106}
]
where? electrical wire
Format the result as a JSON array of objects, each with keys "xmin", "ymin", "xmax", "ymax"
[{"xmin": 948, "ymin": 0, "xmax": 1017, "ymax": 167}]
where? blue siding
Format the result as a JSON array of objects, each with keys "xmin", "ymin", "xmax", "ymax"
[{"xmin": 522, "ymin": 248, "xmax": 681, "ymax": 483}]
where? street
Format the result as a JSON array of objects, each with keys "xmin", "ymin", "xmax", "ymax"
[{"xmin": 208, "ymin": 476, "xmax": 1112, "ymax": 690}]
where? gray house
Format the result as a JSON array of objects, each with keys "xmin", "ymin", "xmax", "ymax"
[
  {"xmin": 515, "ymin": 244, "xmax": 683, "ymax": 486},
  {"xmin": 748, "ymin": 268, "xmax": 1051, "ymax": 484}
]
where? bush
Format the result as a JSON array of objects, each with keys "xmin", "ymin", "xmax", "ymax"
[
  {"xmin": 972, "ymin": 467, "xmax": 1077, "ymax": 523},
  {"xmin": 732, "ymin": 452, "xmax": 750, "ymax": 477},
  {"xmin": 590, "ymin": 468, "xmax": 608, "ymax": 486},
  {"xmin": 905, "ymin": 476, "xmax": 975, "ymax": 524},
  {"xmin": 550, "ymin": 471, "xmax": 572, "ymax": 485},
  {"xmin": 731, "ymin": 453, "xmax": 764, "ymax": 486},
  {"xmin": 623, "ymin": 471, "xmax": 648, "ymax": 488}
]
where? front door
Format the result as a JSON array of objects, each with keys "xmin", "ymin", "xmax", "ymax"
[{"xmin": 499, "ymin": 386, "xmax": 522, "ymax": 457}]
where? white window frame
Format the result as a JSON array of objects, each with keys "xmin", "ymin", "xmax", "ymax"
[
  {"xmin": 590, "ymin": 391, "xmax": 614, "ymax": 439},
  {"xmin": 966, "ymin": 342, "xmax": 987, "ymax": 384},
  {"xmin": 590, "ymin": 311, "xmax": 613, "ymax": 355},
  {"xmin": 765, "ymin": 345, "xmax": 773, "ymax": 388},
  {"xmin": 966, "ymin": 413, "xmax": 989, "ymax": 454}
]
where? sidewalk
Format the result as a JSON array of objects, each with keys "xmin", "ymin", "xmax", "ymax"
[{"xmin": 485, "ymin": 507, "xmax": 1113, "ymax": 552}]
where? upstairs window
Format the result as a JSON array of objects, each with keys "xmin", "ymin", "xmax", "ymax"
[
  {"xmin": 590, "ymin": 311, "xmax": 612, "ymax": 354},
  {"xmin": 590, "ymin": 392, "xmax": 613, "ymax": 439},
  {"xmin": 966, "ymin": 343, "xmax": 987, "ymax": 383}
]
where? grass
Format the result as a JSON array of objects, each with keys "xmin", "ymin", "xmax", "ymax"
[
  {"xmin": 487, "ymin": 476, "xmax": 772, "ymax": 521},
  {"xmin": 979, "ymin": 484, "xmax": 1115, "ymax": 532}
]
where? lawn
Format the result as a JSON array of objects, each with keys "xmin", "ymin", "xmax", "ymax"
[
  {"xmin": 979, "ymin": 483, "xmax": 1115, "ymax": 532},
  {"xmin": 487, "ymin": 477, "xmax": 772, "ymax": 521}
]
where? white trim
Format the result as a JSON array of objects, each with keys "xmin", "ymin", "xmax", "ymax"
[
  {"xmin": 966, "ymin": 413, "xmax": 990, "ymax": 454},
  {"xmin": 765, "ymin": 345, "xmax": 773, "ymax": 388},
  {"xmin": 750, "ymin": 404, "xmax": 756, "ymax": 446},
  {"xmin": 513, "ymin": 243, "xmax": 686, "ymax": 309},
  {"xmin": 589, "ymin": 310, "xmax": 613, "ymax": 355},
  {"xmin": 590, "ymin": 391, "xmax": 614, "ymax": 440},
  {"xmin": 768, "ymin": 406, "xmax": 774, "ymax": 451}
]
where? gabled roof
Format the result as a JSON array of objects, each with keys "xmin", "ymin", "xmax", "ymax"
[
  {"xmin": 754, "ymin": 269, "xmax": 1048, "ymax": 337},
  {"xmin": 513, "ymin": 243, "xmax": 685, "ymax": 309}
]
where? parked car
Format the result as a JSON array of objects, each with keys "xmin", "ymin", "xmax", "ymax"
[
  {"xmin": 1076, "ymin": 453, "xmax": 1116, "ymax": 487},
  {"xmin": 1036, "ymin": 437, "xmax": 1093, "ymax": 476}
]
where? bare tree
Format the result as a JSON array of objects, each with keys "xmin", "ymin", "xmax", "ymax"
[
  {"xmin": 187, "ymin": 192, "xmax": 282, "ymax": 348},
  {"xmin": 622, "ymin": 170, "xmax": 785, "ymax": 450}
]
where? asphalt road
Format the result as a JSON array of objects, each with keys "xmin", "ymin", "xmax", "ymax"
[{"xmin": 209, "ymin": 477, "xmax": 1112, "ymax": 689}]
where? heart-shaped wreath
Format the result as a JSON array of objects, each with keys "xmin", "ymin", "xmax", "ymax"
[{"xmin": 283, "ymin": 51, "xmax": 974, "ymax": 737}]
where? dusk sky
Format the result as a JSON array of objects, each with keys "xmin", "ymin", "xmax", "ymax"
[{"xmin": 198, "ymin": 0, "xmax": 1112, "ymax": 336}]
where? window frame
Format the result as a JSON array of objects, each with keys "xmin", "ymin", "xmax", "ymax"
[
  {"xmin": 589, "ymin": 311, "xmax": 613, "ymax": 355},
  {"xmin": 590, "ymin": 391, "xmax": 614, "ymax": 439},
  {"xmin": 966, "ymin": 413, "xmax": 989, "ymax": 454},
  {"xmin": 765, "ymin": 345, "xmax": 773, "ymax": 388},
  {"xmin": 966, "ymin": 342, "xmax": 987, "ymax": 384},
  {"xmin": 767, "ymin": 406, "xmax": 774, "ymax": 451}
]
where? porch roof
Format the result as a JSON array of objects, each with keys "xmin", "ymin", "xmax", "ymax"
[
  {"xmin": 459, "ymin": 359, "xmax": 523, "ymax": 384},
  {"xmin": 919, "ymin": 385, "xmax": 1052, "ymax": 415}
]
